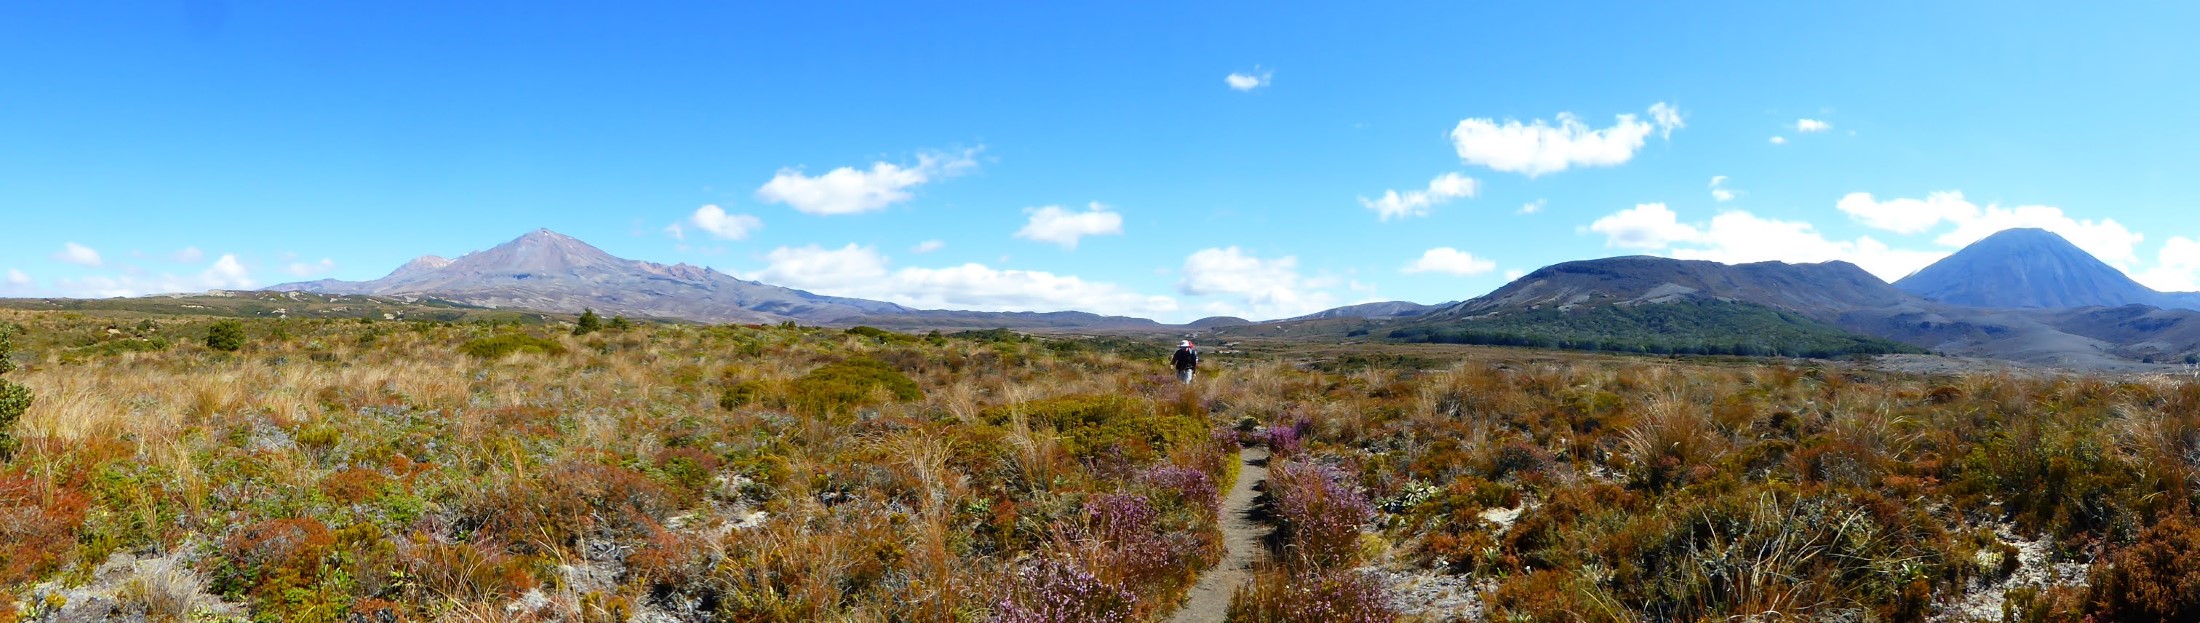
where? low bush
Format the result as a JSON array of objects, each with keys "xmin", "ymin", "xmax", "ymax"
[
  {"xmin": 788, "ymin": 357, "xmax": 922, "ymax": 413},
  {"xmin": 1267, "ymin": 460, "xmax": 1375, "ymax": 569},
  {"xmin": 0, "ymin": 330, "xmax": 27, "ymax": 458},
  {"xmin": 0, "ymin": 471, "xmax": 88, "ymax": 588},
  {"xmin": 993, "ymin": 556, "xmax": 1138, "ymax": 623},
  {"xmin": 205, "ymin": 319, "xmax": 246, "ymax": 352},
  {"xmin": 984, "ymin": 395, "xmax": 1203, "ymax": 463},
  {"xmin": 2091, "ymin": 514, "xmax": 2200, "ymax": 621},
  {"xmin": 1225, "ymin": 565, "xmax": 1394, "ymax": 623},
  {"xmin": 459, "ymin": 333, "xmax": 567, "ymax": 359}
]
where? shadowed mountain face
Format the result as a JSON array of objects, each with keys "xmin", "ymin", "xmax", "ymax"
[
  {"xmin": 269, "ymin": 229, "xmax": 913, "ymax": 324},
  {"xmin": 1438, "ymin": 256, "xmax": 1916, "ymax": 323},
  {"xmin": 1895, "ymin": 228, "xmax": 2169, "ymax": 309}
]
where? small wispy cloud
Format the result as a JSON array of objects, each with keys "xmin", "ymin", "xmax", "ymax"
[
  {"xmin": 1224, "ymin": 67, "xmax": 1273, "ymax": 92},
  {"xmin": 1710, "ymin": 175, "xmax": 1740, "ymax": 202},
  {"xmin": 53, "ymin": 242, "xmax": 102, "ymax": 267}
]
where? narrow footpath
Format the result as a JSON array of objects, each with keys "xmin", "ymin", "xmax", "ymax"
[{"xmin": 1166, "ymin": 446, "xmax": 1271, "ymax": 623}]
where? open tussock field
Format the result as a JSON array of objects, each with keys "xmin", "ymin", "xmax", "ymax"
[{"xmin": 2, "ymin": 310, "xmax": 2197, "ymax": 622}]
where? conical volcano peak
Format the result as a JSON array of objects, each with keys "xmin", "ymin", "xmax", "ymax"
[{"xmin": 1895, "ymin": 227, "xmax": 2162, "ymax": 309}]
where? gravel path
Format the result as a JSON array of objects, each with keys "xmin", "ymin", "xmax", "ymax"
[{"xmin": 1166, "ymin": 446, "xmax": 1271, "ymax": 623}]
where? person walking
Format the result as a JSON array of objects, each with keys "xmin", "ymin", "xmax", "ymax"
[{"xmin": 1172, "ymin": 340, "xmax": 1199, "ymax": 384}]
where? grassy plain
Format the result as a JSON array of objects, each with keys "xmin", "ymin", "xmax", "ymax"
[{"xmin": 2, "ymin": 310, "xmax": 2198, "ymax": 622}]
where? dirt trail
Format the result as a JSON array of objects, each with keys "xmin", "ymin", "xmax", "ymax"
[{"xmin": 1166, "ymin": 446, "xmax": 1271, "ymax": 623}]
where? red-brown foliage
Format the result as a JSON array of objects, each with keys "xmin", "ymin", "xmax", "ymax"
[
  {"xmin": 0, "ymin": 470, "xmax": 89, "ymax": 587},
  {"xmin": 2092, "ymin": 514, "xmax": 2200, "ymax": 621}
]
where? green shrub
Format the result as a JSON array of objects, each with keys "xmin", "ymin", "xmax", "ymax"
[
  {"xmin": 0, "ymin": 330, "xmax": 28, "ymax": 458},
  {"xmin": 719, "ymin": 379, "xmax": 769, "ymax": 410},
  {"xmin": 573, "ymin": 308, "xmax": 603, "ymax": 336},
  {"xmin": 787, "ymin": 358, "xmax": 921, "ymax": 413},
  {"xmin": 983, "ymin": 394, "xmax": 1201, "ymax": 462},
  {"xmin": 205, "ymin": 319, "xmax": 246, "ymax": 352},
  {"xmin": 844, "ymin": 326, "xmax": 910, "ymax": 344},
  {"xmin": 460, "ymin": 333, "xmax": 568, "ymax": 359}
]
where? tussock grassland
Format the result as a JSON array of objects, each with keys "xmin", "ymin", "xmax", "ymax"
[
  {"xmin": 0, "ymin": 313, "xmax": 1237, "ymax": 622},
  {"xmin": 5, "ymin": 309, "xmax": 2200, "ymax": 622}
]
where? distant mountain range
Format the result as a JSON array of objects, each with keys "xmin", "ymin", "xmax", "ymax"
[
  {"xmin": 259, "ymin": 226, "xmax": 2200, "ymax": 369},
  {"xmin": 1217, "ymin": 230, "xmax": 2200, "ymax": 367},
  {"xmin": 268, "ymin": 229, "xmax": 1228, "ymax": 330}
]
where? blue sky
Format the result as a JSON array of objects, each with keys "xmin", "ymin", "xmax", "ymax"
[{"xmin": 7, "ymin": 2, "xmax": 2200, "ymax": 322}]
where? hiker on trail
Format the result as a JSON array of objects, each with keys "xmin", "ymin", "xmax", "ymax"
[{"xmin": 1172, "ymin": 340, "xmax": 1199, "ymax": 384}]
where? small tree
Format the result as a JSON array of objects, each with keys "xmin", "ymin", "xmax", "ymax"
[
  {"xmin": 574, "ymin": 309, "xmax": 603, "ymax": 336},
  {"xmin": 0, "ymin": 330, "xmax": 30, "ymax": 459},
  {"xmin": 607, "ymin": 315, "xmax": 634, "ymax": 331},
  {"xmin": 206, "ymin": 320, "xmax": 246, "ymax": 352}
]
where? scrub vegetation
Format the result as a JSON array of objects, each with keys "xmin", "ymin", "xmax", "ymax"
[{"xmin": 0, "ymin": 308, "xmax": 2195, "ymax": 622}]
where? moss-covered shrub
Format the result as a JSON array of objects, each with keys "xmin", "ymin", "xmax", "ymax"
[
  {"xmin": 459, "ymin": 333, "xmax": 568, "ymax": 359},
  {"xmin": 787, "ymin": 357, "xmax": 921, "ymax": 413},
  {"xmin": 984, "ymin": 395, "xmax": 1203, "ymax": 462}
]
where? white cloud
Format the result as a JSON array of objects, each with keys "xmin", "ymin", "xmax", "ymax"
[
  {"xmin": 1836, "ymin": 191, "xmax": 2143, "ymax": 267},
  {"xmin": 755, "ymin": 148, "xmax": 979, "ymax": 215},
  {"xmin": 53, "ymin": 242, "xmax": 103, "ymax": 267},
  {"xmin": 1359, "ymin": 173, "xmax": 1479, "ymax": 221},
  {"xmin": 5, "ymin": 269, "xmax": 28, "ymax": 286},
  {"xmin": 912, "ymin": 240, "xmax": 945, "ymax": 253},
  {"xmin": 1225, "ymin": 68, "xmax": 1273, "ymax": 91},
  {"xmin": 1503, "ymin": 269, "xmax": 1528, "ymax": 281},
  {"xmin": 688, "ymin": 204, "xmax": 765, "ymax": 240},
  {"xmin": 286, "ymin": 258, "xmax": 335, "ymax": 277},
  {"xmin": 1710, "ymin": 176, "xmax": 1739, "ymax": 202},
  {"xmin": 1178, "ymin": 247, "xmax": 1336, "ymax": 319},
  {"xmin": 1666, "ymin": 212, "xmax": 1945, "ymax": 281},
  {"xmin": 1936, "ymin": 205, "xmax": 2143, "ymax": 267},
  {"xmin": 1587, "ymin": 203, "xmax": 1702, "ymax": 250},
  {"xmin": 1796, "ymin": 118, "xmax": 1831, "ymax": 133},
  {"xmin": 1450, "ymin": 103, "xmax": 1681, "ymax": 177},
  {"xmin": 1649, "ymin": 103, "xmax": 1684, "ymax": 139},
  {"xmin": 1834, "ymin": 191, "xmax": 1976, "ymax": 235},
  {"xmin": 52, "ymin": 253, "xmax": 257, "ymax": 297},
  {"xmin": 204, "ymin": 255, "xmax": 254, "ymax": 289},
  {"xmin": 1015, "ymin": 202, "xmax": 1124, "ymax": 250},
  {"xmin": 171, "ymin": 247, "xmax": 204, "ymax": 263},
  {"xmin": 747, "ymin": 244, "xmax": 1176, "ymax": 318},
  {"xmin": 1518, "ymin": 199, "xmax": 1547, "ymax": 215},
  {"xmin": 2137, "ymin": 237, "xmax": 2200, "ymax": 292},
  {"xmin": 1403, "ymin": 247, "xmax": 1497, "ymax": 276},
  {"xmin": 1769, "ymin": 136, "xmax": 1787, "ymax": 145}
]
